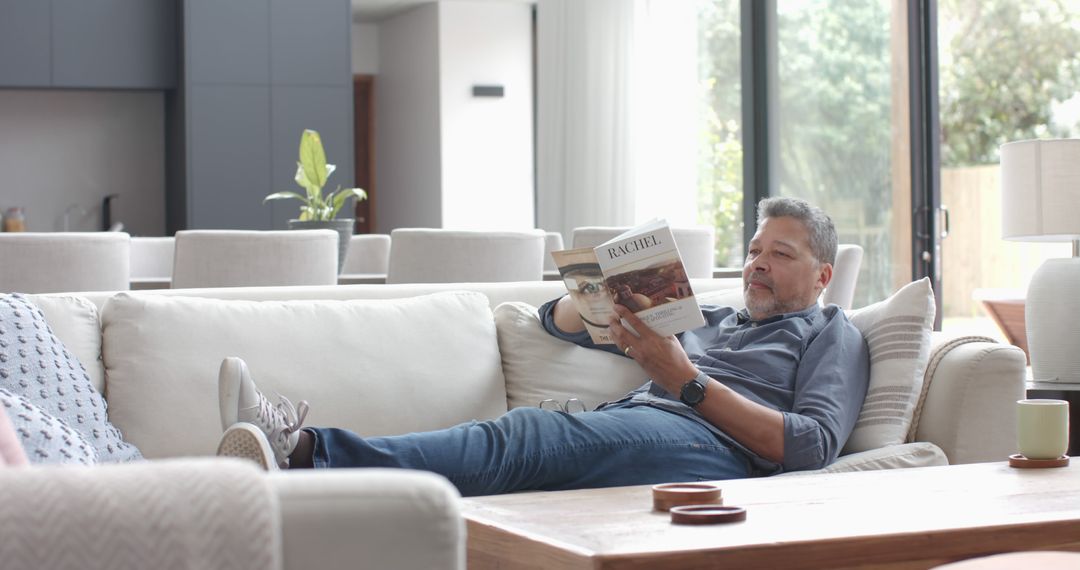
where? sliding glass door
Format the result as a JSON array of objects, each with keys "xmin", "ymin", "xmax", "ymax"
[
  {"xmin": 696, "ymin": 0, "xmax": 914, "ymax": 307},
  {"xmin": 771, "ymin": 0, "xmax": 913, "ymax": 307},
  {"xmin": 937, "ymin": 0, "xmax": 1080, "ymax": 337}
]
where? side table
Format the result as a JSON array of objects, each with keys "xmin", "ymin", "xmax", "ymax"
[{"xmin": 1026, "ymin": 380, "xmax": 1080, "ymax": 457}]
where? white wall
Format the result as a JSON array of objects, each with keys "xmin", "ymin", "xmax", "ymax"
[
  {"xmin": 439, "ymin": 1, "xmax": 534, "ymax": 230},
  {"xmin": 374, "ymin": 1, "xmax": 535, "ymax": 232},
  {"xmin": 374, "ymin": 4, "xmax": 443, "ymax": 231},
  {"xmin": 351, "ymin": 22, "xmax": 379, "ymax": 75},
  {"xmin": 0, "ymin": 90, "xmax": 165, "ymax": 235}
]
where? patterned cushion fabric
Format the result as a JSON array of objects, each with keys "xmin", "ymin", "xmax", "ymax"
[
  {"xmin": 0, "ymin": 388, "xmax": 96, "ymax": 465},
  {"xmin": 0, "ymin": 404, "xmax": 29, "ymax": 466},
  {"xmin": 0, "ymin": 294, "xmax": 141, "ymax": 462},
  {"xmin": 841, "ymin": 278, "xmax": 936, "ymax": 453}
]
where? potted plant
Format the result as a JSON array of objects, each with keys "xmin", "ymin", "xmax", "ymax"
[{"xmin": 264, "ymin": 129, "xmax": 367, "ymax": 273}]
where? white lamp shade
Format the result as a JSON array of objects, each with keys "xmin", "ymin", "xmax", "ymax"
[{"xmin": 1000, "ymin": 138, "xmax": 1080, "ymax": 241}]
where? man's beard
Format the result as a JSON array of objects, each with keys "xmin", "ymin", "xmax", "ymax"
[{"xmin": 744, "ymin": 275, "xmax": 805, "ymax": 319}]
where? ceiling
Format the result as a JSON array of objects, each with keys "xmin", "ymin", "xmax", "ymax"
[{"xmin": 351, "ymin": 0, "xmax": 535, "ymax": 23}]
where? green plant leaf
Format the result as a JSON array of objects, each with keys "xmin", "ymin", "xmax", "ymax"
[
  {"xmin": 294, "ymin": 163, "xmax": 319, "ymax": 197},
  {"xmin": 298, "ymin": 129, "xmax": 328, "ymax": 191},
  {"xmin": 263, "ymin": 191, "xmax": 307, "ymax": 203},
  {"xmin": 330, "ymin": 187, "xmax": 368, "ymax": 218}
]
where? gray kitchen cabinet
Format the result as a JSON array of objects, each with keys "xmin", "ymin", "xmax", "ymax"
[
  {"xmin": 186, "ymin": 0, "xmax": 268, "ymax": 85},
  {"xmin": 0, "ymin": 0, "xmax": 51, "ymax": 87},
  {"xmin": 52, "ymin": 0, "xmax": 177, "ymax": 89},
  {"xmin": 187, "ymin": 85, "xmax": 272, "ymax": 230},
  {"xmin": 0, "ymin": 0, "xmax": 176, "ymax": 88},
  {"xmin": 169, "ymin": 0, "xmax": 353, "ymax": 232},
  {"xmin": 270, "ymin": 0, "xmax": 351, "ymax": 86}
]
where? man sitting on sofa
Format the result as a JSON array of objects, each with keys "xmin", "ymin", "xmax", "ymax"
[{"xmin": 217, "ymin": 197, "xmax": 870, "ymax": 496}]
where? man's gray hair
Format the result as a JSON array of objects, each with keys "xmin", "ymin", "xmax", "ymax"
[{"xmin": 756, "ymin": 197, "xmax": 838, "ymax": 265}]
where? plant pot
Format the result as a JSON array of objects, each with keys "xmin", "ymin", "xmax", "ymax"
[{"xmin": 288, "ymin": 218, "xmax": 353, "ymax": 274}]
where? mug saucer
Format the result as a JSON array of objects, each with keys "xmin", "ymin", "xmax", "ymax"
[{"xmin": 1008, "ymin": 453, "xmax": 1070, "ymax": 468}]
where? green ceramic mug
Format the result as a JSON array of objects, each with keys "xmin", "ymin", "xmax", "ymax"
[{"xmin": 1016, "ymin": 399, "xmax": 1069, "ymax": 460}]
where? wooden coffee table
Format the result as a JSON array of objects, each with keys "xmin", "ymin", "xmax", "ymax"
[{"xmin": 462, "ymin": 462, "xmax": 1080, "ymax": 569}]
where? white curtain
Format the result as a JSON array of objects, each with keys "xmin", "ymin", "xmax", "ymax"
[{"xmin": 536, "ymin": 0, "xmax": 700, "ymax": 239}]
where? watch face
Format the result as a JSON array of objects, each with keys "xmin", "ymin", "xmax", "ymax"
[{"xmin": 681, "ymin": 379, "xmax": 706, "ymax": 406}]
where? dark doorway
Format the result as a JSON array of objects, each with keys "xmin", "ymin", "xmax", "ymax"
[{"xmin": 353, "ymin": 74, "xmax": 375, "ymax": 233}]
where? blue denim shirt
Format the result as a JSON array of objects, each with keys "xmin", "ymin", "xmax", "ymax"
[{"xmin": 538, "ymin": 298, "xmax": 870, "ymax": 475}]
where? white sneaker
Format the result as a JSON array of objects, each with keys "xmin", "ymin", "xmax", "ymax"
[
  {"xmin": 217, "ymin": 423, "xmax": 278, "ymax": 470},
  {"xmin": 218, "ymin": 357, "xmax": 309, "ymax": 468}
]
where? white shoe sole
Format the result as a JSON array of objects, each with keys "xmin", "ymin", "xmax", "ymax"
[
  {"xmin": 217, "ymin": 423, "xmax": 278, "ymax": 471},
  {"xmin": 219, "ymin": 357, "xmax": 245, "ymax": 431}
]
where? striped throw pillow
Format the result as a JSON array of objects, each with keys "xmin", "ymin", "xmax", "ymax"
[{"xmin": 841, "ymin": 278, "xmax": 936, "ymax": 453}]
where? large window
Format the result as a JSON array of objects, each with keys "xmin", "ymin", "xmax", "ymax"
[
  {"xmin": 695, "ymin": 0, "xmax": 1079, "ymax": 322},
  {"xmin": 938, "ymin": 0, "xmax": 1080, "ymax": 337},
  {"xmin": 773, "ymin": 0, "xmax": 911, "ymax": 308},
  {"xmin": 696, "ymin": 0, "xmax": 743, "ymax": 268},
  {"xmin": 697, "ymin": 0, "xmax": 911, "ymax": 308}
]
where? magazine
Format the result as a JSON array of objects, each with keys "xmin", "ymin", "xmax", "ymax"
[{"xmin": 551, "ymin": 219, "xmax": 706, "ymax": 345}]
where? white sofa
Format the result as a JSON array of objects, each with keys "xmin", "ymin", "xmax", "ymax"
[{"xmin": 10, "ymin": 279, "xmax": 1024, "ymax": 570}]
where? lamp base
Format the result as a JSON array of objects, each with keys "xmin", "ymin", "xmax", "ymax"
[{"xmin": 1027, "ymin": 257, "xmax": 1080, "ymax": 383}]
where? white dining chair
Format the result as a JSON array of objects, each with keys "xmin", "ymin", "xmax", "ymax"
[
  {"xmin": 341, "ymin": 234, "xmax": 392, "ymax": 276},
  {"xmin": 571, "ymin": 225, "xmax": 716, "ymax": 279},
  {"xmin": 386, "ymin": 229, "xmax": 546, "ymax": 284},
  {"xmin": 822, "ymin": 243, "xmax": 864, "ymax": 309},
  {"xmin": 542, "ymin": 231, "xmax": 565, "ymax": 273},
  {"xmin": 171, "ymin": 230, "xmax": 338, "ymax": 289},
  {"xmin": 0, "ymin": 232, "xmax": 130, "ymax": 293},
  {"xmin": 129, "ymin": 236, "xmax": 175, "ymax": 282}
]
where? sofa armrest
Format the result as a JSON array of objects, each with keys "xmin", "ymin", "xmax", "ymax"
[
  {"xmin": 271, "ymin": 468, "xmax": 465, "ymax": 570},
  {"xmin": 908, "ymin": 333, "xmax": 1026, "ymax": 464},
  {"xmin": 0, "ymin": 458, "xmax": 283, "ymax": 570}
]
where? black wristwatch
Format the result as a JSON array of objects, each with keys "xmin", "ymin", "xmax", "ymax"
[{"xmin": 679, "ymin": 372, "xmax": 710, "ymax": 407}]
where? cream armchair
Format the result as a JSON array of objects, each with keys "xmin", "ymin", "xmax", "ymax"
[{"xmin": 0, "ymin": 458, "xmax": 464, "ymax": 570}]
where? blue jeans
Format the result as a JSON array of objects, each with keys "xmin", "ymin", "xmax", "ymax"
[{"xmin": 307, "ymin": 405, "xmax": 753, "ymax": 497}]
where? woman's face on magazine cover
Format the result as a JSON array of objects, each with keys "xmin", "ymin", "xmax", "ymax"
[{"xmin": 742, "ymin": 216, "xmax": 831, "ymax": 320}]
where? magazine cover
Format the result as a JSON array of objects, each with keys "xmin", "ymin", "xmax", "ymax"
[
  {"xmin": 551, "ymin": 247, "xmax": 617, "ymax": 344},
  {"xmin": 594, "ymin": 219, "xmax": 706, "ymax": 338},
  {"xmin": 551, "ymin": 219, "xmax": 705, "ymax": 344}
]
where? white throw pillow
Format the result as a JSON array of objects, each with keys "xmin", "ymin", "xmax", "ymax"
[
  {"xmin": 102, "ymin": 291, "xmax": 508, "ymax": 458},
  {"xmin": 781, "ymin": 441, "xmax": 947, "ymax": 476},
  {"xmin": 494, "ymin": 302, "xmax": 647, "ymax": 411},
  {"xmin": 841, "ymin": 278, "xmax": 936, "ymax": 453}
]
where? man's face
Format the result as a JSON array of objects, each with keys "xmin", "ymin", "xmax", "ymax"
[{"xmin": 742, "ymin": 216, "xmax": 832, "ymax": 320}]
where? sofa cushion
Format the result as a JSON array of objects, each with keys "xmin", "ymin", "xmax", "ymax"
[
  {"xmin": 842, "ymin": 278, "xmax": 936, "ymax": 454},
  {"xmin": 495, "ymin": 302, "xmax": 648, "ymax": 411},
  {"xmin": 495, "ymin": 290, "xmax": 745, "ymax": 411},
  {"xmin": 0, "ymin": 294, "xmax": 141, "ymax": 462},
  {"xmin": 27, "ymin": 294, "xmax": 105, "ymax": 394},
  {"xmin": 0, "ymin": 388, "xmax": 96, "ymax": 465},
  {"xmin": 101, "ymin": 291, "xmax": 507, "ymax": 458},
  {"xmin": 779, "ymin": 441, "xmax": 947, "ymax": 476}
]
